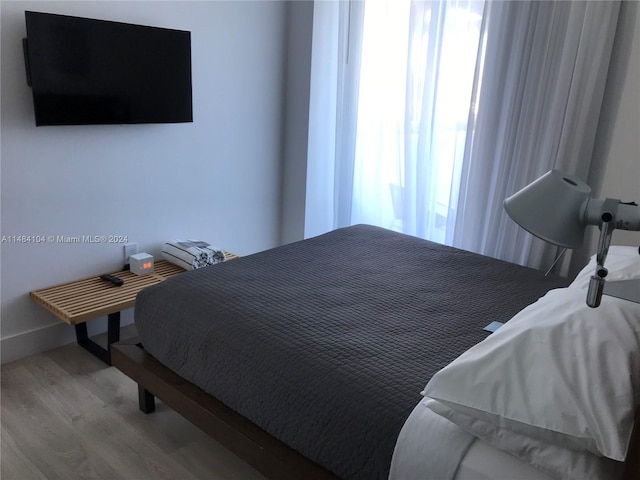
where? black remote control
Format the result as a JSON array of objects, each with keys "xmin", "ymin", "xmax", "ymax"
[{"xmin": 100, "ymin": 274, "xmax": 124, "ymax": 286}]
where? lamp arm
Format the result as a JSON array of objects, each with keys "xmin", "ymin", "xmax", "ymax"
[
  {"xmin": 582, "ymin": 198, "xmax": 640, "ymax": 230},
  {"xmin": 586, "ymin": 199, "xmax": 620, "ymax": 308},
  {"xmin": 584, "ymin": 198, "xmax": 640, "ymax": 308}
]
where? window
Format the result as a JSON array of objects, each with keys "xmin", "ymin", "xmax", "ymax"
[{"xmin": 350, "ymin": 0, "xmax": 485, "ymax": 243}]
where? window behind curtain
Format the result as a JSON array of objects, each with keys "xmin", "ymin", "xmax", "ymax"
[{"xmin": 350, "ymin": 0, "xmax": 485, "ymax": 244}]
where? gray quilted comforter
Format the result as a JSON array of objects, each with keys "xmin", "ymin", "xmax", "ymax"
[{"xmin": 135, "ymin": 225, "xmax": 568, "ymax": 479}]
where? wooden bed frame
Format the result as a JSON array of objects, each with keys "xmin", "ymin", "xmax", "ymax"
[
  {"xmin": 112, "ymin": 340, "xmax": 640, "ymax": 480},
  {"xmin": 111, "ymin": 340, "xmax": 338, "ymax": 480}
]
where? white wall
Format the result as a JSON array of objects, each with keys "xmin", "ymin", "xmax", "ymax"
[
  {"xmin": 280, "ymin": 1, "xmax": 313, "ymax": 245},
  {"xmin": 1, "ymin": 1, "xmax": 287, "ymax": 363}
]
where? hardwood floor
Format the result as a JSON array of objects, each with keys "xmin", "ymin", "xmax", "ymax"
[{"xmin": 1, "ymin": 343, "xmax": 266, "ymax": 480}]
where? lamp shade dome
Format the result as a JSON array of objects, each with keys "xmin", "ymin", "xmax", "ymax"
[{"xmin": 504, "ymin": 170, "xmax": 591, "ymax": 249}]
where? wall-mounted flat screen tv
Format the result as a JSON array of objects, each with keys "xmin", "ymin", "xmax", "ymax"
[{"xmin": 24, "ymin": 11, "xmax": 193, "ymax": 126}]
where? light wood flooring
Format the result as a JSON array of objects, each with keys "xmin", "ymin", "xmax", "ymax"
[{"xmin": 1, "ymin": 342, "xmax": 267, "ymax": 480}]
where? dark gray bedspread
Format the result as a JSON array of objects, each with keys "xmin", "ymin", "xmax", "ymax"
[{"xmin": 135, "ymin": 225, "xmax": 569, "ymax": 479}]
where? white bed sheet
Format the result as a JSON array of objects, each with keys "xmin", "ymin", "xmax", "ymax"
[
  {"xmin": 389, "ymin": 400, "xmax": 475, "ymax": 480},
  {"xmin": 456, "ymin": 440, "xmax": 553, "ymax": 480},
  {"xmin": 390, "ymin": 399, "xmax": 553, "ymax": 480}
]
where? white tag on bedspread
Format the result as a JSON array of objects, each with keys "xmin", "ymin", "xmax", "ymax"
[{"xmin": 483, "ymin": 321, "xmax": 504, "ymax": 333}]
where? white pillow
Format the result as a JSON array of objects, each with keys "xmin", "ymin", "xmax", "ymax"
[
  {"xmin": 570, "ymin": 245, "xmax": 640, "ymax": 289},
  {"xmin": 425, "ymin": 399, "xmax": 624, "ymax": 480},
  {"xmin": 422, "ymin": 287, "xmax": 640, "ymax": 462}
]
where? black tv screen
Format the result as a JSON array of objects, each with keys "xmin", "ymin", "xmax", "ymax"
[{"xmin": 24, "ymin": 11, "xmax": 193, "ymax": 126}]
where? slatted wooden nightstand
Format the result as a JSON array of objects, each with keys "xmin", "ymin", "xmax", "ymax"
[{"xmin": 30, "ymin": 254, "xmax": 238, "ymax": 364}]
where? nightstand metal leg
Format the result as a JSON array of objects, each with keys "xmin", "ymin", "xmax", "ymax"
[
  {"xmin": 107, "ymin": 312, "xmax": 121, "ymax": 345},
  {"xmin": 74, "ymin": 311, "xmax": 121, "ymax": 365}
]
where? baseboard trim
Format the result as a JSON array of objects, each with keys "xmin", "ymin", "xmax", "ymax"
[
  {"xmin": 1, "ymin": 322, "xmax": 77, "ymax": 364},
  {"xmin": 1, "ymin": 315, "xmax": 134, "ymax": 365}
]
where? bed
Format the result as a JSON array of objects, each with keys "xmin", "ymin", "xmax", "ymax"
[{"xmin": 111, "ymin": 225, "xmax": 640, "ymax": 480}]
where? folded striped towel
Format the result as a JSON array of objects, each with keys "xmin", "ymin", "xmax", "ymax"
[{"xmin": 162, "ymin": 240, "xmax": 226, "ymax": 270}]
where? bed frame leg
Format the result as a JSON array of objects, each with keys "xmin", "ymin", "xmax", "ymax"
[{"xmin": 138, "ymin": 385, "xmax": 155, "ymax": 413}]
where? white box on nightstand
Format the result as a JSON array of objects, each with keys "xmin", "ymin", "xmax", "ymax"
[{"xmin": 130, "ymin": 253, "xmax": 154, "ymax": 275}]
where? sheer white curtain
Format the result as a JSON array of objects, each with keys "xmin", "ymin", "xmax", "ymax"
[
  {"xmin": 453, "ymin": 0, "xmax": 621, "ymax": 272},
  {"xmin": 306, "ymin": 0, "xmax": 620, "ymax": 273},
  {"xmin": 305, "ymin": 0, "xmax": 483, "ymax": 241},
  {"xmin": 351, "ymin": 0, "xmax": 484, "ymax": 243},
  {"xmin": 305, "ymin": 1, "xmax": 365, "ymax": 238}
]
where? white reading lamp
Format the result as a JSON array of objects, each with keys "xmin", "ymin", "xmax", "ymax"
[{"xmin": 504, "ymin": 170, "xmax": 640, "ymax": 307}]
